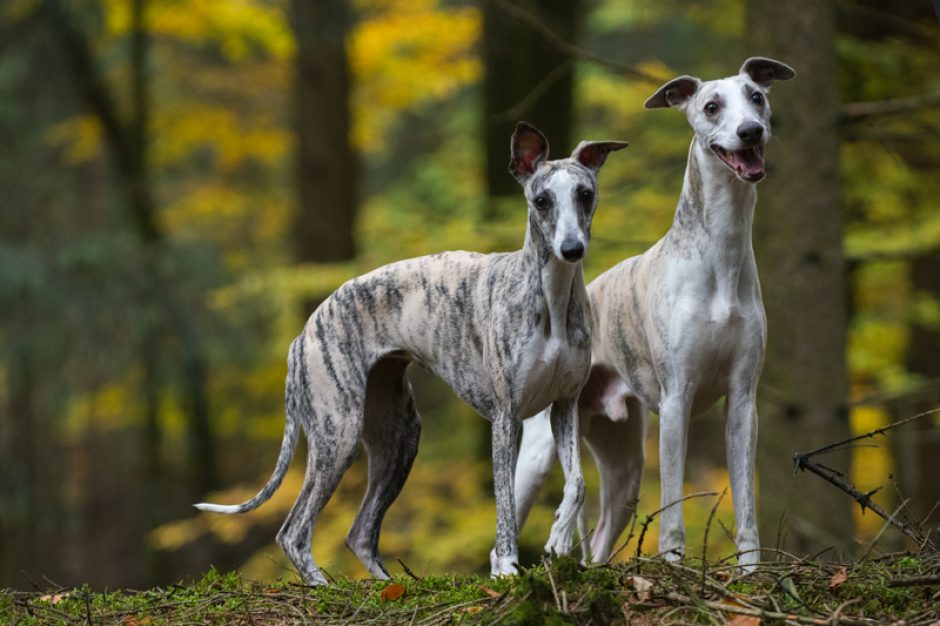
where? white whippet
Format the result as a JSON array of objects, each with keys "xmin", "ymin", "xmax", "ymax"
[
  {"xmin": 195, "ymin": 123, "xmax": 627, "ymax": 584},
  {"xmin": 508, "ymin": 58, "xmax": 795, "ymax": 570}
]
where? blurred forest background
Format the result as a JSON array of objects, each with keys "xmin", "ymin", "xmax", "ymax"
[{"xmin": 1, "ymin": 0, "xmax": 940, "ymax": 590}]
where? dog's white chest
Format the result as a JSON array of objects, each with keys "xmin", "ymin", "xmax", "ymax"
[
  {"xmin": 517, "ymin": 336, "xmax": 587, "ymax": 419},
  {"xmin": 707, "ymin": 295, "xmax": 740, "ymax": 325}
]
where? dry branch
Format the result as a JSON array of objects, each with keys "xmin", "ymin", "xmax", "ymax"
[{"xmin": 793, "ymin": 408, "xmax": 940, "ymax": 550}]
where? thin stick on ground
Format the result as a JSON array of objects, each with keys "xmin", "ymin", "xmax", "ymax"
[
  {"xmin": 634, "ymin": 491, "xmax": 720, "ymax": 561},
  {"xmin": 701, "ymin": 488, "xmax": 727, "ymax": 594},
  {"xmin": 605, "ymin": 503, "xmax": 640, "ymax": 564},
  {"xmin": 397, "ymin": 559, "xmax": 421, "ymax": 581},
  {"xmin": 541, "ymin": 556, "xmax": 562, "ymax": 613},
  {"xmin": 860, "ymin": 498, "xmax": 912, "ymax": 560}
]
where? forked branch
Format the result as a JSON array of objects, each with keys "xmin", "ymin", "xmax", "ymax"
[{"xmin": 793, "ymin": 407, "xmax": 940, "ymax": 550}]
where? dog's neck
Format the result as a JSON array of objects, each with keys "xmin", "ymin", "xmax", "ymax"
[
  {"xmin": 523, "ymin": 222, "xmax": 584, "ymax": 338},
  {"xmin": 668, "ymin": 137, "xmax": 758, "ymax": 282}
]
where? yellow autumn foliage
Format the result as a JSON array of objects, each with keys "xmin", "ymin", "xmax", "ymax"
[
  {"xmin": 849, "ymin": 405, "xmax": 894, "ymax": 539},
  {"xmin": 153, "ymin": 105, "xmax": 289, "ymax": 172},
  {"xmin": 101, "ymin": 0, "xmax": 293, "ymax": 60},
  {"xmin": 45, "ymin": 114, "xmax": 105, "ymax": 165},
  {"xmin": 349, "ymin": 0, "xmax": 481, "ymax": 151}
]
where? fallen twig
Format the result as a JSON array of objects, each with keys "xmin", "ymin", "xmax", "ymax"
[
  {"xmin": 885, "ymin": 575, "xmax": 940, "ymax": 587},
  {"xmin": 701, "ymin": 488, "xmax": 727, "ymax": 595},
  {"xmin": 397, "ymin": 558, "xmax": 422, "ymax": 581},
  {"xmin": 662, "ymin": 591, "xmax": 873, "ymax": 625},
  {"xmin": 633, "ymin": 491, "xmax": 720, "ymax": 562}
]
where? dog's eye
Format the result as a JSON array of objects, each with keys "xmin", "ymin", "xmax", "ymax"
[
  {"xmin": 704, "ymin": 102, "xmax": 719, "ymax": 115},
  {"xmin": 578, "ymin": 188, "xmax": 594, "ymax": 204},
  {"xmin": 751, "ymin": 92, "xmax": 765, "ymax": 106},
  {"xmin": 533, "ymin": 195, "xmax": 549, "ymax": 210}
]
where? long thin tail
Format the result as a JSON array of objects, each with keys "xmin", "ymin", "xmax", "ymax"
[{"xmin": 194, "ymin": 337, "xmax": 306, "ymax": 514}]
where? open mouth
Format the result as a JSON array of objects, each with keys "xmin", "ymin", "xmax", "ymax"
[{"xmin": 711, "ymin": 144, "xmax": 765, "ymax": 182}]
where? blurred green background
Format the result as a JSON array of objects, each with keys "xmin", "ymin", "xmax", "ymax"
[{"xmin": 1, "ymin": 0, "xmax": 939, "ymax": 589}]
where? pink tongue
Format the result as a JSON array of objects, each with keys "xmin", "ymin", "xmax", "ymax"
[{"xmin": 735, "ymin": 148, "xmax": 764, "ymax": 174}]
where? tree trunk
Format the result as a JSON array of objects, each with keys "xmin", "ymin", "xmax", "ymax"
[
  {"xmin": 482, "ymin": 0, "xmax": 579, "ymax": 205},
  {"xmin": 900, "ymin": 251, "xmax": 940, "ymax": 530},
  {"xmin": 290, "ymin": 0, "xmax": 358, "ymax": 263},
  {"xmin": 746, "ymin": 0, "xmax": 854, "ymax": 556},
  {"xmin": 1, "ymin": 346, "xmax": 39, "ymax": 583},
  {"xmin": 48, "ymin": 0, "xmax": 218, "ymax": 580}
]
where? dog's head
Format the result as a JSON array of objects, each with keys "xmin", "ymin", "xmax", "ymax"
[
  {"xmin": 644, "ymin": 57, "xmax": 795, "ymax": 183},
  {"xmin": 509, "ymin": 122, "xmax": 627, "ymax": 263}
]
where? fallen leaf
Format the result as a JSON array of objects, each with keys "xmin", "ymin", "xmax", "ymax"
[
  {"xmin": 380, "ymin": 582, "xmax": 406, "ymax": 601},
  {"xmin": 461, "ymin": 606, "xmax": 483, "ymax": 614},
  {"xmin": 478, "ymin": 585, "xmax": 501, "ymax": 598},
  {"xmin": 629, "ymin": 576, "xmax": 653, "ymax": 602},
  {"xmin": 723, "ymin": 615, "xmax": 760, "ymax": 626},
  {"xmin": 121, "ymin": 618, "xmax": 140, "ymax": 626},
  {"xmin": 39, "ymin": 592, "xmax": 70, "ymax": 604},
  {"xmin": 828, "ymin": 567, "xmax": 848, "ymax": 592}
]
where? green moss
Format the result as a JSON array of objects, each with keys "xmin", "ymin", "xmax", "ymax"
[
  {"xmin": 587, "ymin": 588, "xmax": 619, "ymax": 623},
  {"xmin": 504, "ymin": 598, "xmax": 544, "ymax": 626},
  {"xmin": 548, "ymin": 555, "xmax": 582, "ymax": 585},
  {"xmin": 3, "ymin": 557, "xmax": 937, "ymax": 625}
]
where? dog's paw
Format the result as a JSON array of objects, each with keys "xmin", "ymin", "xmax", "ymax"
[
  {"xmin": 544, "ymin": 526, "xmax": 574, "ymax": 557},
  {"xmin": 661, "ymin": 548, "xmax": 684, "ymax": 564},
  {"xmin": 489, "ymin": 549, "xmax": 519, "ymax": 577},
  {"xmin": 301, "ymin": 568, "xmax": 330, "ymax": 586}
]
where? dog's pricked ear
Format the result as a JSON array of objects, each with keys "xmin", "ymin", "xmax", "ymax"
[
  {"xmin": 739, "ymin": 57, "xmax": 796, "ymax": 89},
  {"xmin": 571, "ymin": 140, "xmax": 629, "ymax": 172},
  {"xmin": 644, "ymin": 76, "xmax": 701, "ymax": 109},
  {"xmin": 510, "ymin": 121, "xmax": 550, "ymax": 184}
]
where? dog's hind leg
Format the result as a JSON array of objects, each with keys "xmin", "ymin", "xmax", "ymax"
[
  {"xmin": 276, "ymin": 388, "xmax": 363, "ymax": 585},
  {"xmin": 583, "ymin": 394, "xmax": 646, "ymax": 563},
  {"xmin": 345, "ymin": 357, "xmax": 421, "ymax": 579},
  {"xmin": 513, "ymin": 409, "xmax": 557, "ymax": 531}
]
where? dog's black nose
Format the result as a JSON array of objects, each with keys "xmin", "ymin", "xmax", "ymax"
[
  {"xmin": 560, "ymin": 240, "xmax": 585, "ymax": 262},
  {"xmin": 737, "ymin": 122, "xmax": 764, "ymax": 145}
]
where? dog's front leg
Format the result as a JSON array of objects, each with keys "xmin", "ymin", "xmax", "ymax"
[
  {"xmin": 658, "ymin": 392, "xmax": 691, "ymax": 561},
  {"xmin": 725, "ymin": 383, "xmax": 760, "ymax": 571},
  {"xmin": 544, "ymin": 396, "xmax": 585, "ymax": 556},
  {"xmin": 490, "ymin": 410, "xmax": 520, "ymax": 577}
]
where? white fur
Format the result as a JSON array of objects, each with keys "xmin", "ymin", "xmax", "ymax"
[{"xmin": 509, "ymin": 59, "xmax": 794, "ymax": 572}]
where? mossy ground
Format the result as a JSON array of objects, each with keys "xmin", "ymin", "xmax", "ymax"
[{"xmin": 3, "ymin": 552, "xmax": 938, "ymax": 625}]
